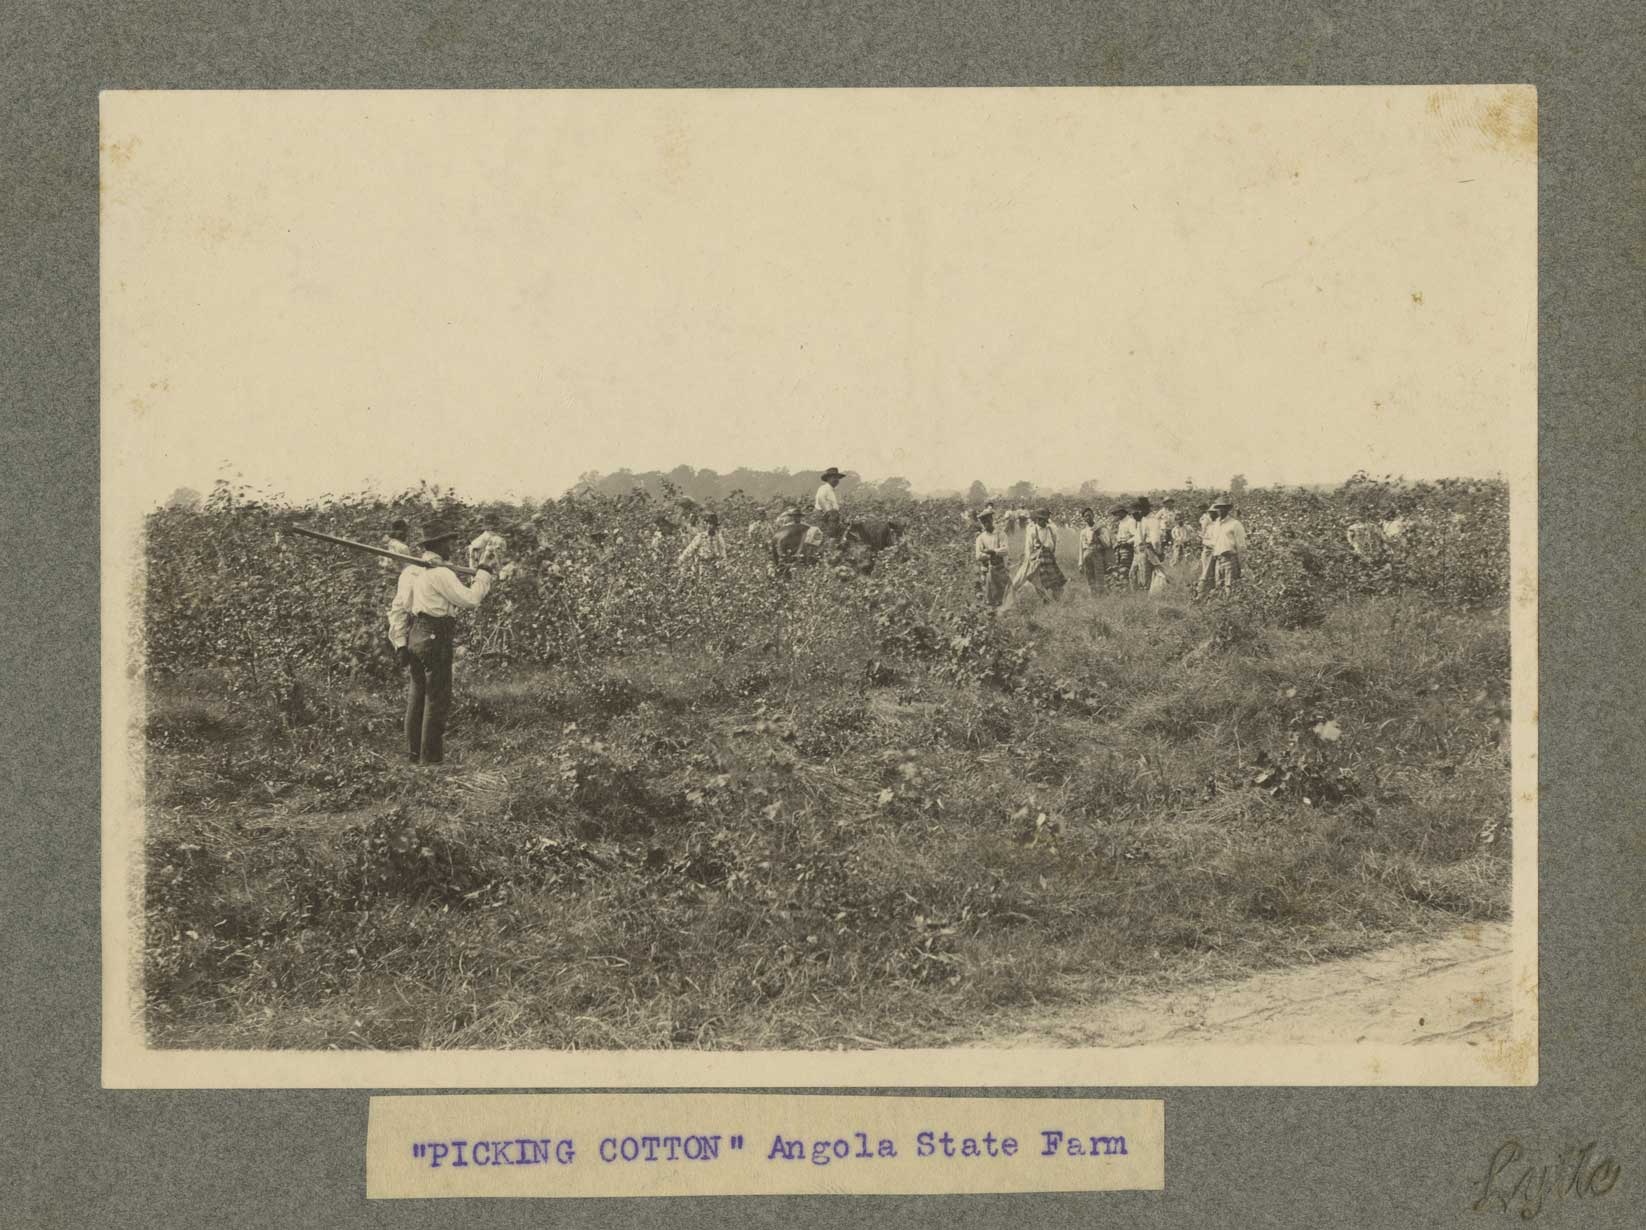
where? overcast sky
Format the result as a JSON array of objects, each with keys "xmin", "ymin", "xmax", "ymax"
[{"xmin": 102, "ymin": 87, "xmax": 1535, "ymax": 508}]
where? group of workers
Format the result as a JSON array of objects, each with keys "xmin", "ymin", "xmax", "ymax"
[
  {"xmin": 972, "ymin": 496, "xmax": 1246, "ymax": 608},
  {"xmin": 674, "ymin": 465, "xmax": 846, "ymax": 575},
  {"xmin": 373, "ymin": 472, "xmax": 1252, "ymax": 764}
]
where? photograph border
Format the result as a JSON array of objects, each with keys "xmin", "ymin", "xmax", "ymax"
[{"xmin": 99, "ymin": 84, "xmax": 1537, "ymax": 1090}]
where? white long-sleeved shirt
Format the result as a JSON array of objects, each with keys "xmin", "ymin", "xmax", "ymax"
[
  {"xmin": 814, "ymin": 482, "xmax": 841, "ymax": 513},
  {"xmin": 1206, "ymin": 516, "xmax": 1247, "ymax": 557},
  {"xmin": 1077, "ymin": 524, "xmax": 1106, "ymax": 565},
  {"xmin": 1346, "ymin": 522, "xmax": 1379, "ymax": 557},
  {"xmin": 1138, "ymin": 512, "xmax": 1169, "ymax": 549},
  {"xmin": 1114, "ymin": 515, "xmax": 1141, "ymax": 547},
  {"xmin": 1024, "ymin": 521, "xmax": 1058, "ymax": 564},
  {"xmin": 677, "ymin": 529, "xmax": 728, "ymax": 566},
  {"xmin": 974, "ymin": 527, "xmax": 1008, "ymax": 565},
  {"xmin": 379, "ymin": 536, "xmax": 412, "ymax": 572},
  {"xmin": 387, "ymin": 558, "xmax": 494, "ymax": 648},
  {"xmin": 467, "ymin": 530, "xmax": 507, "ymax": 568}
]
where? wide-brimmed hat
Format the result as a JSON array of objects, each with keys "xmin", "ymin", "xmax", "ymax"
[
  {"xmin": 1133, "ymin": 497, "xmax": 1152, "ymax": 512},
  {"xmin": 419, "ymin": 521, "xmax": 461, "ymax": 547},
  {"xmin": 976, "ymin": 507, "xmax": 995, "ymax": 523},
  {"xmin": 1210, "ymin": 499, "xmax": 1233, "ymax": 511},
  {"xmin": 1108, "ymin": 504, "xmax": 1129, "ymax": 516},
  {"xmin": 1032, "ymin": 507, "xmax": 1051, "ymax": 520},
  {"xmin": 820, "ymin": 467, "xmax": 844, "ymax": 482}
]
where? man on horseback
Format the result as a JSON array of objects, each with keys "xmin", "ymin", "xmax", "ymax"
[{"xmin": 814, "ymin": 467, "xmax": 845, "ymax": 542}]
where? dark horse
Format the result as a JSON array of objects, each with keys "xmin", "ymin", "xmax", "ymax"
[
  {"xmin": 838, "ymin": 517, "xmax": 906, "ymax": 574},
  {"xmin": 768, "ymin": 520, "xmax": 826, "ymax": 569},
  {"xmin": 768, "ymin": 517, "xmax": 905, "ymax": 574}
]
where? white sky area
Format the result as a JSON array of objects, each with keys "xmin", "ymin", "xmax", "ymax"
[{"xmin": 101, "ymin": 87, "xmax": 1535, "ymax": 508}]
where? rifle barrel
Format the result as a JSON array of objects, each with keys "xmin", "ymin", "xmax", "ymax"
[{"xmin": 285, "ymin": 524, "xmax": 480, "ymax": 578}]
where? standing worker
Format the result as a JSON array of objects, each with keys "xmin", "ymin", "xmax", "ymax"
[
  {"xmin": 1129, "ymin": 497, "xmax": 1166, "ymax": 592},
  {"xmin": 973, "ymin": 507, "xmax": 1011, "ymax": 608},
  {"xmin": 815, "ymin": 467, "xmax": 845, "ymax": 541},
  {"xmin": 380, "ymin": 518, "xmax": 413, "ymax": 573},
  {"xmin": 387, "ymin": 521, "xmax": 499, "ymax": 766},
  {"xmin": 677, "ymin": 510, "xmax": 729, "ymax": 575},
  {"xmin": 1162, "ymin": 498, "xmax": 1186, "ymax": 565},
  {"xmin": 1113, "ymin": 500, "xmax": 1140, "ymax": 582},
  {"xmin": 1104, "ymin": 505, "xmax": 1130, "ymax": 584},
  {"xmin": 1345, "ymin": 517, "xmax": 1380, "ymax": 560},
  {"xmin": 1197, "ymin": 503, "xmax": 1215, "ymax": 577},
  {"xmin": 1077, "ymin": 506, "xmax": 1109, "ymax": 595},
  {"xmin": 1012, "ymin": 507, "xmax": 1067, "ymax": 603},
  {"xmin": 467, "ymin": 512, "xmax": 507, "ymax": 570},
  {"xmin": 1197, "ymin": 498, "xmax": 1247, "ymax": 597}
]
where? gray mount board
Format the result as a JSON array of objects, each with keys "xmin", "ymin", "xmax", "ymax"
[{"xmin": 4, "ymin": 1, "xmax": 1642, "ymax": 1227}]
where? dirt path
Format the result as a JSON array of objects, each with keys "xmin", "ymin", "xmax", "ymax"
[{"xmin": 999, "ymin": 923, "xmax": 1514, "ymax": 1048}]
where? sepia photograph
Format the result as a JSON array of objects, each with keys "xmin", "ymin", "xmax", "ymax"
[{"xmin": 100, "ymin": 86, "xmax": 1537, "ymax": 1087}]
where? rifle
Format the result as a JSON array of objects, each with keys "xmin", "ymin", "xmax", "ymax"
[{"xmin": 285, "ymin": 524, "xmax": 481, "ymax": 578}]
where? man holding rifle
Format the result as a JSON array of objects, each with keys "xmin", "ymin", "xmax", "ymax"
[{"xmin": 387, "ymin": 520, "xmax": 500, "ymax": 766}]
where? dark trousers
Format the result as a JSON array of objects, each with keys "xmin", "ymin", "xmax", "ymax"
[
  {"xmin": 1080, "ymin": 552, "xmax": 1107, "ymax": 593},
  {"xmin": 406, "ymin": 615, "xmax": 455, "ymax": 763}
]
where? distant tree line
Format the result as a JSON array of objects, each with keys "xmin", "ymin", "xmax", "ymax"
[
  {"xmin": 571, "ymin": 466, "xmax": 916, "ymax": 506},
  {"xmin": 566, "ymin": 467, "xmax": 1274, "ymax": 509},
  {"xmin": 162, "ymin": 469, "xmax": 1422, "ymax": 518}
]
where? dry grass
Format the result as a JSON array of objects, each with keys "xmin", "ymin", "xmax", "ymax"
[{"xmin": 142, "ymin": 582, "xmax": 1511, "ymax": 1050}]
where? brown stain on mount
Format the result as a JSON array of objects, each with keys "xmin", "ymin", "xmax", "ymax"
[
  {"xmin": 1477, "ymin": 89, "xmax": 1538, "ymax": 157},
  {"xmin": 1426, "ymin": 87, "xmax": 1537, "ymax": 162},
  {"xmin": 101, "ymin": 136, "xmax": 140, "ymax": 166}
]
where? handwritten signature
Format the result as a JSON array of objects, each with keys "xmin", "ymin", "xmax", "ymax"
[{"xmin": 1473, "ymin": 1139, "xmax": 1620, "ymax": 1218}]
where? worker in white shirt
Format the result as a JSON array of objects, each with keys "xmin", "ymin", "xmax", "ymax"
[
  {"xmin": 1077, "ymin": 507, "xmax": 1109, "ymax": 594},
  {"xmin": 973, "ymin": 507, "xmax": 1011, "ymax": 608},
  {"xmin": 380, "ymin": 518, "xmax": 413, "ymax": 573},
  {"xmin": 1130, "ymin": 497, "xmax": 1167, "ymax": 592},
  {"xmin": 467, "ymin": 513, "xmax": 507, "ymax": 570},
  {"xmin": 814, "ymin": 467, "xmax": 845, "ymax": 540},
  {"xmin": 1345, "ymin": 519, "xmax": 1380, "ymax": 560},
  {"xmin": 1161, "ymin": 498, "xmax": 1187, "ymax": 565},
  {"xmin": 677, "ymin": 511, "xmax": 729, "ymax": 574},
  {"xmin": 387, "ymin": 521, "xmax": 498, "ymax": 765},
  {"xmin": 1197, "ymin": 499, "xmax": 1247, "ymax": 597},
  {"xmin": 1112, "ymin": 501, "xmax": 1140, "ymax": 580},
  {"xmin": 1011, "ymin": 507, "xmax": 1067, "ymax": 602},
  {"xmin": 771, "ymin": 505, "xmax": 824, "ymax": 570},
  {"xmin": 1197, "ymin": 503, "xmax": 1215, "ymax": 575}
]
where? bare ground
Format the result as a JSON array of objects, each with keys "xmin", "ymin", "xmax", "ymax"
[{"xmin": 996, "ymin": 922, "xmax": 1513, "ymax": 1048}]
